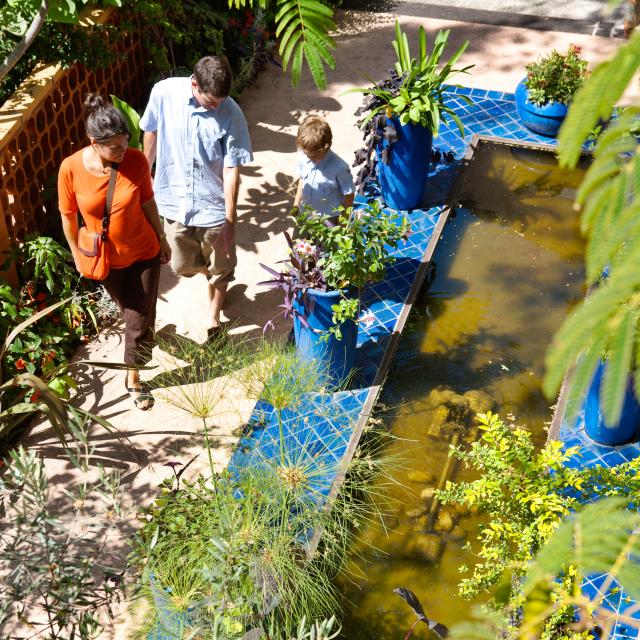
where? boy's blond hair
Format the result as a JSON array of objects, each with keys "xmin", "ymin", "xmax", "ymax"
[{"xmin": 296, "ymin": 116, "xmax": 332, "ymax": 154}]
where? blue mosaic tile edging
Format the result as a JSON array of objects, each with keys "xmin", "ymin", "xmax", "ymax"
[{"xmin": 153, "ymin": 86, "xmax": 638, "ymax": 639}]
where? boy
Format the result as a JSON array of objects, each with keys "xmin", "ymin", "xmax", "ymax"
[{"xmin": 293, "ymin": 116, "xmax": 354, "ymax": 221}]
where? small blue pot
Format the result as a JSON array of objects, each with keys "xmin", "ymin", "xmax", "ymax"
[
  {"xmin": 584, "ymin": 360, "xmax": 640, "ymax": 446},
  {"xmin": 515, "ymin": 79, "xmax": 568, "ymax": 138},
  {"xmin": 293, "ymin": 288, "xmax": 357, "ymax": 387},
  {"xmin": 376, "ymin": 117, "xmax": 433, "ymax": 211}
]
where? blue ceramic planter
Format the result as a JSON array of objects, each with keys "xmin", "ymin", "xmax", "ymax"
[
  {"xmin": 293, "ymin": 288, "xmax": 357, "ymax": 387},
  {"xmin": 584, "ymin": 360, "xmax": 640, "ymax": 446},
  {"xmin": 376, "ymin": 117, "xmax": 433, "ymax": 211},
  {"xmin": 515, "ymin": 79, "xmax": 568, "ymax": 138}
]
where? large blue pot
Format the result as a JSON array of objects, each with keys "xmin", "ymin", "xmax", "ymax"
[
  {"xmin": 584, "ymin": 360, "xmax": 640, "ymax": 446},
  {"xmin": 293, "ymin": 288, "xmax": 357, "ymax": 387},
  {"xmin": 376, "ymin": 117, "xmax": 433, "ymax": 211},
  {"xmin": 515, "ymin": 79, "xmax": 568, "ymax": 138}
]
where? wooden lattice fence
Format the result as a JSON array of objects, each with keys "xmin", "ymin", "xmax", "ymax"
[{"xmin": 0, "ymin": 10, "xmax": 147, "ymax": 284}]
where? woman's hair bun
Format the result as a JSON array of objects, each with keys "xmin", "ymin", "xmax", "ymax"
[{"xmin": 84, "ymin": 93, "xmax": 106, "ymax": 116}]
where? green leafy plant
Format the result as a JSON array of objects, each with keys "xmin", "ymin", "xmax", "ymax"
[
  {"xmin": 542, "ymin": 30, "xmax": 640, "ymax": 427},
  {"xmin": 260, "ymin": 202, "xmax": 410, "ymax": 338},
  {"xmin": 111, "ymin": 94, "xmax": 142, "ymax": 149},
  {"xmin": 348, "ymin": 20, "xmax": 472, "ymax": 188},
  {"xmin": 438, "ymin": 412, "xmax": 640, "ymax": 638},
  {"xmin": 524, "ymin": 44, "xmax": 589, "ymax": 107},
  {"xmin": 0, "ymin": 0, "xmax": 123, "ymax": 83},
  {"xmin": 448, "ymin": 498, "xmax": 640, "ymax": 640},
  {"xmin": 349, "ymin": 20, "xmax": 472, "ymax": 130},
  {"xmin": 132, "ymin": 425, "xmax": 394, "ymax": 639},
  {"xmin": 131, "ymin": 337, "xmax": 398, "ymax": 638},
  {"xmin": 0, "ymin": 418, "xmax": 125, "ymax": 639}
]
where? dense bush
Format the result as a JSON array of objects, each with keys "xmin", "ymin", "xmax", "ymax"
[
  {"xmin": 0, "ymin": 0, "xmax": 278, "ymax": 108},
  {"xmin": 0, "ymin": 236, "xmax": 117, "ymax": 383}
]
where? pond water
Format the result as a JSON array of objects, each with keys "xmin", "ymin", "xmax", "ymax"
[{"xmin": 336, "ymin": 140, "xmax": 590, "ymax": 637}]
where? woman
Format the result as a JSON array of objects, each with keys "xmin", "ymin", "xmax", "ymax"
[{"xmin": 58, "ymin": 94, "xmax": 171, "ymax": 410}]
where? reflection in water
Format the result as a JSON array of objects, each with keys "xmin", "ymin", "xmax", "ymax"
[{"xmin": 337, "ymin": 141, "xmax": 589, "ymax": 638}]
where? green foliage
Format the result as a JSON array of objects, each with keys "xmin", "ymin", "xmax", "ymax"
[
  {"xmin": 0, "ymin": 420, "xmax": 125, "ymax": 639},
  {"xmin": 111, "ymin": 94, "xmax": 141, "ymax": 149},
  {"xmin": 347, "ymin": 20, "xmax": 473, "ymax": 133},
  {"xmin": 0, "ymin": 1, "xmax": 123, "ymax": 105},
  {"xmin": 132, "ymin": 431, "xmax": 393, "ymax": 638},
  {"xmin": 524, "ymin": 44, "xmax": 589, "ymax": 107},
  {"xmin": 438, "ymin": 412, "xmax": 640, "ymax": 638},
  {"xmin": 131, "ymin": 337, "xmax": 397, "ymax": 637},
  {"xmin": 448, "ymin": 499, "xmax": 640, "ymax": 640},
  {"xmin": 543, "ymin": 29, "xmax": 640, "ymax": 428},
  {"xmin": 273, "ymin": 0, "xmax": 336, "ymax": 88},
  {"xmin": 294, "ymin": 201, "xmax": 410, "ymax": 335},
  {"xmin": 0, "ymin": 236, "xmax": 112, "ymax": 382},
  {"xmin": 0, "ymin": 236, "xmax": 121, "ymax": 444},
  {"xmin": 519, "ymin": 497, "xmax": 640, "ymax": 639}
]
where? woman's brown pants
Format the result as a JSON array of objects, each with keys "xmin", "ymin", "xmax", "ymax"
[{"xmin": 102, "ymin": 253, "xmax": 161, "ymax": 367}]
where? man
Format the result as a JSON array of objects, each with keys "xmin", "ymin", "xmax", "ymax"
[{"xmin": 140, "ymin": 56, "xmax": 253, "ymax": 338}]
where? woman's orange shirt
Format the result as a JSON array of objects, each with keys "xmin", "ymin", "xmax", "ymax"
[{"xmin": 58, "ymin": 147, "xmax": 160, "ymax": 269}]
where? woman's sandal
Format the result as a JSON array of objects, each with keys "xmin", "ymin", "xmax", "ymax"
[{"xmin": 125, "ymin": 379, "xmax": 155, "ymax": 411}]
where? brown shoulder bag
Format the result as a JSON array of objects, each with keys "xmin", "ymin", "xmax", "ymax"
[{"xmin": 76, "ymin": 163, "xmax": 118, "ymax": 281}]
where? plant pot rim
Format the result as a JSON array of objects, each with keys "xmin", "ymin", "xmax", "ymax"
[{"xmin": 515, "ymin": 79, "xmax": 569, "ymax": 118}]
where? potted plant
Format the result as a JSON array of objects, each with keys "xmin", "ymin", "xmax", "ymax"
[
  {"xmin": 349, "ymin": 20, "xmax": 473, "ymax": 210},
  {"xmin": 515, "ymin": 44, "xmax": 589, "ymax": 137},
  {"xmin": 260, "ymin": 202, "xmax": 410, "ymax": 385}
]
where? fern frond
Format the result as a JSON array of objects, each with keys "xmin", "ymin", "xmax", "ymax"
[
  {"xmin": 592, "ymin": 115, "xmax": 639, "ymax": 162},
  {"xmin": 523, "ymin": 497, "xmax": 640, "ymax": 594},
  {"xmin": 558, "ymin": 31, "xmax": 640, "ymax": 167},
  {"xmin": 584, "ymin": 196, "xmax": 640, "ymax": 287},
  {"xmin": 275, "ymin": 0, "xmax": 336, "ymax": 89},
  {"xmin": 544, "ymin": 266, "xmax": 640, "ymax": 399},
  {"xmin": 303, "ymin": 41, "xmax": 327, "ymax": 89},
  {"xmin": 560, "ymin": 340, "xmax": 605, "ymax": 423},
  {"xmin": 600, "ymin": 304, "xmax": 636, "ymax": 426},
  {"xmin": 575, "ymin": 157, "xmax": 623, "ymax": 208},
  {"xmin": 579, "ymin": 181, "xmax": 614, "ymax": 231},
  {"xmin": 303, "ymin": 28, "xmax": 336, "ymax": 66},
  {"xmin": 291, "ymin": 42, "xmax": 304, "ymax": 87},
  {"xmin": 280, "ymin": 27, "xmax": 304, "ymax": 70},
  {"xmin": 585, "ymin": 170, "xmax": 627, "ymax": 284}
]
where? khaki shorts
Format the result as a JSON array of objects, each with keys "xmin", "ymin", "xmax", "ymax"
[{"xmin": 164, "ymin": 219, "xmax": 236, "ymax": 286}]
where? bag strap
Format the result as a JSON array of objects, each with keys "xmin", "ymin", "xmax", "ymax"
[{"xmin": 101, "ymin": 162, "xmax": 119, "ymax": 240}]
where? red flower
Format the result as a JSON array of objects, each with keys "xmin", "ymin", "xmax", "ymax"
[
  {"xmin": 569, "ymin": 44, "xmax": 582, "ymax": 55},
  {"xmin": 30, "ymin": 390, "xmax": 41, "ymax": 403},
  {"xmin": 15, "ymin": 358, "xmax": 27, "ymax": 370},
  {"xmin": 35, "ymin": 293, "xmax": 47, "ymax": 302}
]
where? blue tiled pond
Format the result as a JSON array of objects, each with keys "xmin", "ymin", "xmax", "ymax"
[{"xmin": 151, "ymin": 87, "xmax": 638, "ymax": 639}]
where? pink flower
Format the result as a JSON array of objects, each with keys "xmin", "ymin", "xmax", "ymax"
[
  {"xmin": 294, "ymin": 240, "xmax": 315, "ymax": 257},
  {"xmin": 359, "ymin": 310, "xmax": 375, "ymax": 328}
]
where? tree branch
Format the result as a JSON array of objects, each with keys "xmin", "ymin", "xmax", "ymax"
[{"xmin": 0, "ymin": 0, "xmax": 50, "ymax": 84}]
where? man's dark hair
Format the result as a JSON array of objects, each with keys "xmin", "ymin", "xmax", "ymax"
[{"xmin": 193, "ymin": 56, "xmax": 233, "ymax": 98}]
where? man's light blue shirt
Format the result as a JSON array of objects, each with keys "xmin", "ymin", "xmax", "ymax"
[
  {"xmin": 140, "ymin": 76, "xmax": 253, "ymax": 227},
  {"xmin": 297, "ymin": 150, "xmax": 354, "ymax": 216}
]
